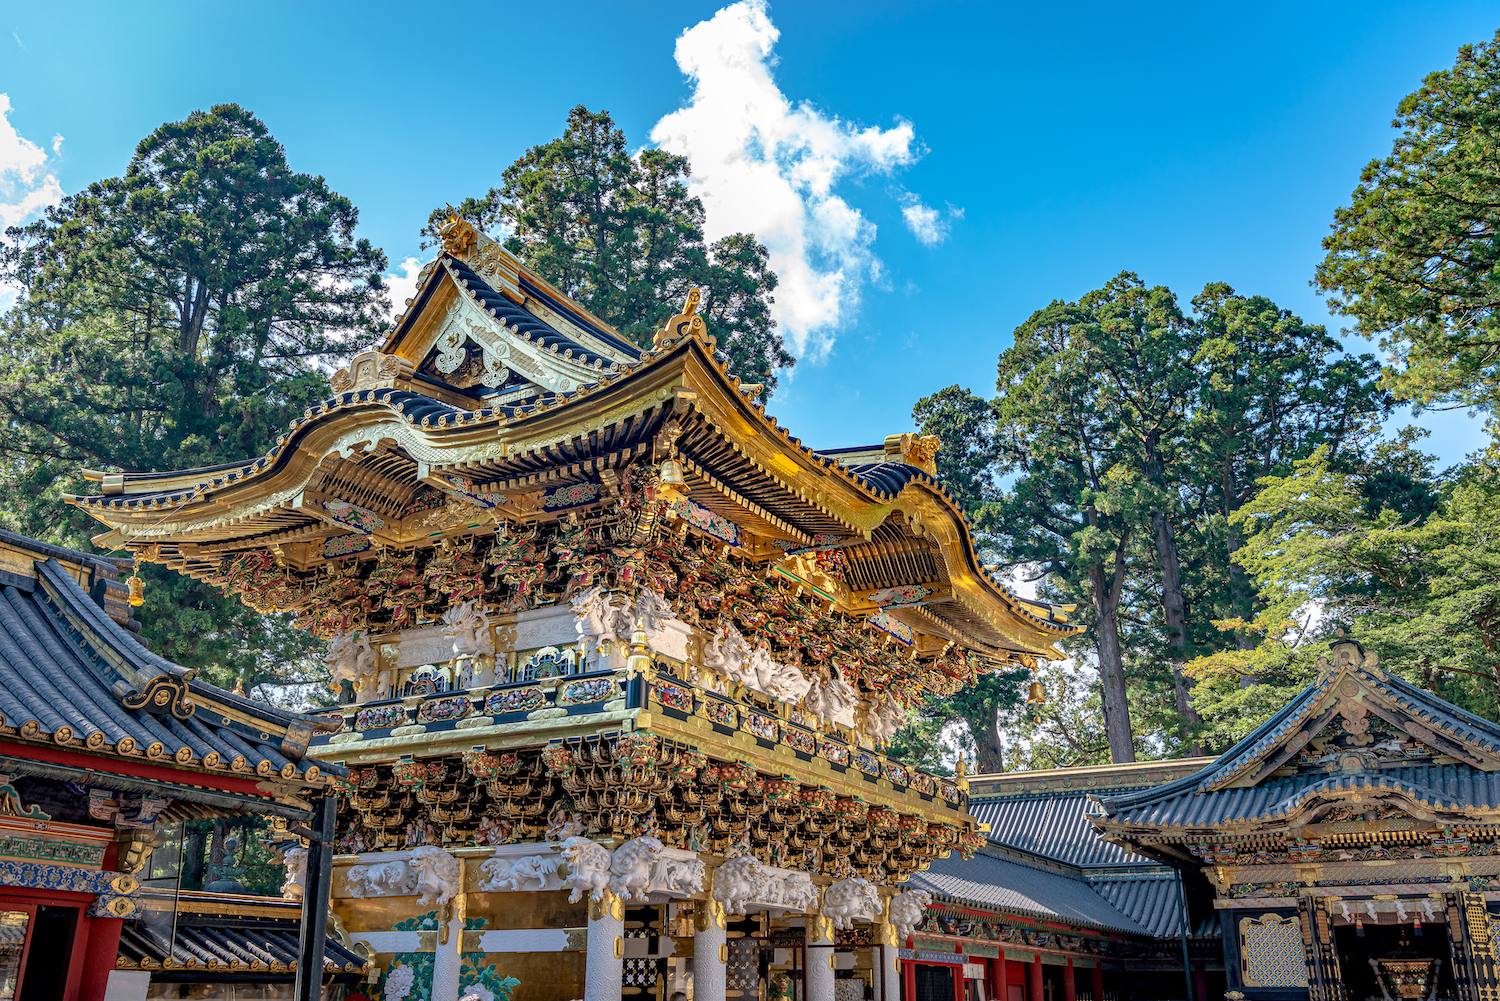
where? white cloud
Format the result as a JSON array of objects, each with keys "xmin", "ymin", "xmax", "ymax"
[
  {"xmin": 0, "ymin": 94, "xmax": 65, "ymax": 312},
  {"xmin": 384, "ymin": 256, "xmax": 424, "ymax": 323},
  {"xmin": 651, "ymin": 0, "xmax": 934, "ymax": 360},
  {"xmin": 899, "ymin": 192, "xmax": 962, "ymax": 246}
]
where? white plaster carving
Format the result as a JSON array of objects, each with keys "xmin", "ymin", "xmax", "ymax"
[
  {"xmin": 650, "ymin": 854, "xmax": 706, "ymax": 896},
  {"xmin": 711, "ymin": 856, "xmax": 818, "ymax": 914},
  {"xmin": 559, "ymin": 836, "xmax": 614, "ymax": 904},
  {"xmin": 889, "ymin": 888, "xmax": 932, "ymax": 941},
  {"xmin": 747, "ymin": 640, "xmax": 813, "ymax": 702},
  {"xmin": 863, "ymin": 697, "xmax": 905, "ymax": 744},
  {"xmin": 703, "ymin": 620, "xmax": 752, "ymax": 683},
  {"xmin": 480, "ymin": 853, "xmax": 562, "ymax": 892},
  {"xmin": 609, "ymin": 836, "xmax": 665, "ymax": 902},
  {"xmin": 410, "ymin": 845, "xmax": 462, "ymax": 907},
  {"xmin": 326, "ymin": 631, "xmax": 388, "ymax": 704},
  {"xmin": 823, "ymin": 877, "xmax": 881, "ymax": 929},
  {"xmin": 347, "ymin": 860, "xmax": 419, "ymax": 898},
  {"xmin": 444, "ymin": 600, "xmax": 496, "ymax": 687},
  {"xmin": 281, "ymin": 845, "xmax": 308, "ymax": 901},
  {"xmin": 804, "ymin": 676, "xmax": 858, "ymax": 728},
  {"xmin": 572, "ymin": 586, "xmax": 633, "ymax": 649}
]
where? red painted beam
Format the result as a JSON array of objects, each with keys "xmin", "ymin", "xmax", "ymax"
[{"xmin": 0, "ymin": 738, "xmax": 274, "ymax": 797}]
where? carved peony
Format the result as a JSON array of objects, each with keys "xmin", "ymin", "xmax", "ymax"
[
  {"xmin": 609, "ymin": 837, "xmax": 665, "ymax": 902},
  {"xmin": 888, "ymin": 888, "xmax": 932, "ymax": 941},
  {"xmin": 823, "ymin": 877, "xmax": 881, "ymax": 929},
  {"xmin": 559, "ymin": 836, "xmax": 614, "ymax": 904},
  {"xmin": 384, "ymin": 964, "xmax": 415, "ymax": 1001},
  {"xmin": 410, "ymin": 845, "xmax": 462, "ymax": 907}
]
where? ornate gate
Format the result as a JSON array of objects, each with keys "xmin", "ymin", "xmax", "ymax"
[
  {"xmin": 1446, "ymin": 891, "xmax": 1500, "ymax": 1001},
  {"xmin": 1299, "ymin": 896, "xmax": 1344, "ymax": 1001}
]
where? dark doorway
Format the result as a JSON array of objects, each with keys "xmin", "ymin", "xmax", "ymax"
[
  {"xmin": 917, "ymin": 964, "xmax": 956, "ymax": 1001},
  {"xmin": 1334, "ymin": 923, "xmax": 1454, "ymax": 1001},
  {"xmin": 16, "ymin": 906, "xmax": 74, "ymax": 1001}
]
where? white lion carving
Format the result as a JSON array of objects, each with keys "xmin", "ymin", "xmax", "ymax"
[
  {"xmin": 559, "ymin": 836, "xmax": 614, "ymax": 904},
  {"xmin": 280, "ymin": 845, "xmax": 308, "ymax": 901},
  {"xmin": 823, "ymin": 877, "xmax": 881, "ymax": 929},
  {"xmin": 804, "ymin": 676, "xmax": 857, "ymax": 727},
  {"xmin": 863, "ymin": 697, "xmax": 905, "ymax": 744},
  {"xmin": 609, "ymin": 837, "xmax": 665, "ymax": 902},
  {"xmin": 347, "ymin": 860, "xmax": 418, "ymax": 898},
  {"xmin": 712, "ymin": 855, "xmax": 766, "ymax": 915},
  {"xmin": 888, "ymin": 888, "xmax": 932, "ymax": 940},
  {"xmin": 410, "ymin": 845, "xmax": 462, "ymax": 907},
  {"xmin": 480, "ymin": 853, "xmax": 560, "ymax": 892}
]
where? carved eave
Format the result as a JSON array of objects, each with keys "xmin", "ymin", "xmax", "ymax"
[{"xmin": 69, "ymin": 297, "xmax": 1076, "ymax": 661}]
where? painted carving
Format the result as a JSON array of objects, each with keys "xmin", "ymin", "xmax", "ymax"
[
  {"xmin": 559, "ymin": 836, "xmax": 614, "ymax": 904},
  {"xmin": 346, "ymin": 860, "xmax": 419, "ymax": 898},
  {"xmin": 479, "ymin": 853, "xmax": 562, "ymax": 892},
  {"xmin": 281, "ymin": 846, "xmax": 308, "ymax": 901},
  {"xmin": 889, "ymin": 888, "xmax": 932, "ymax": 940},
  {"xmin": 609, "ymin": 836, "xmax": 665, "ymax": 902},
  {"xmin": 546, "ymin": 801, "xmax": 587, "ymax": 841},
  {"xmin": 410, "ymin": 845, "xmax": 462, "ymax": 907},
  {"xmin": 823, "ymin": 877, "xmax": 881, "ymax": 928}
]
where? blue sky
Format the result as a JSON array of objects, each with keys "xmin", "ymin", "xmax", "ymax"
[{"xmin": 2, "ymin": 0, "xmax": 1497, "ymax": 466}]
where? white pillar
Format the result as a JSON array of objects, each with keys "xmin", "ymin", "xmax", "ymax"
[
  {"xmin": 586, "ymin": 890, "xmax": 625, "ymax": 1001},
  {"xmin": 807, "ymin": 915, "xmax": 836, "ymax": 1001},
  {"xmin": 694, "ymin": 899, "xmax": 727, "ymax": 1001},
  {"xmin": 430, "ymin": 862, "xmax": 466, "ymax": 1001},
  {"xmin": 875, "ymin": 939, "xmax": 900, "ymax": 1001}
]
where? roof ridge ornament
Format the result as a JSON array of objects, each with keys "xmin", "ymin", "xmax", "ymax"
[
  {"xmin": 438, "ymin": 208, "xmax": 478, "ymax": 259},
  {"xmin": 653, "ymin": 289, "xmax": 707, "ymax": 349},
  {"xmin": 1316, "ymin": 630, "xmax": 1380, "ymax": 680},
  {"xmin": 883, "ymin": 433, "xmax": 943, "ymax": 476}
]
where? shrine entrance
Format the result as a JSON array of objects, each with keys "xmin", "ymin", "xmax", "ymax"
[{"xmin": 1334, "ymin": 921, "xmax": 1456, "ymax": 1001}]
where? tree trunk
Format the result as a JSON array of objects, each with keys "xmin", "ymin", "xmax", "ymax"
[
  {"xmin": 973, "ymin": 699, "xmax": 1006, "ymax": 774},
  {"xmin": 182, "ymin": 826, "xmax": 207, "ymax": 890},
  {"xmin": 1091, "ymin": 556, "xmax": 1135, "ymax": 763},
  {"xmin": 1152, "ymin": 510, "xmax": 1202, "ymax": 754}
]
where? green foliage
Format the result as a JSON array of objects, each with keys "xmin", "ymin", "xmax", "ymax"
[
  {"xmin": 0, "ymin": 103, "xmax": 386, "ymax": 696},
  {"xmin": 906, "ymin": 275, "xmax": 1387, "ymax": 765},
  {"xmin": 1317, "ymin": 30, "xmax": 1500, "ymax": 410},
  {"xmin": 427, "ymin": 105, "xmax": 793, "ymax": 391}
]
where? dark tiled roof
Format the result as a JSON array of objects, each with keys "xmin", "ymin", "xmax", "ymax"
[
  {"xmin": 118, "ymin": 912, "xmax": 365, "ymax": 977},
  {"xmin": 446, "ymin": 256, "xmax": 628, "ymax": 370},
  {"xmin": 971, "ymin": 792, "xmax": 1155, "ymax": 868},
  {"xmin": 0, "ymin": 557, "xmax": 338, "ymax": 784},
  {"xmin": 1083, "ymin": 871, "xmax": 1216, "ymax": 939},
  {"xmin": 907, "ymin": 850, "xmax": 1147, "ymax": 935}
]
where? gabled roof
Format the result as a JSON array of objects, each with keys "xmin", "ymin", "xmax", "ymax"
[
  {"xmin": 1092, "ymin": 638, "xmax": 1500, "ymax": 851},
  {"xmin": 67, "ymin": 243, "xmax": 1081, "ymax": 662},
  {"xmin": 0, "ymin": 534, "xmax": 341, "ymax": 802}
]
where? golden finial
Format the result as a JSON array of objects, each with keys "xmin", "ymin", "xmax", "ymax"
[
  {"xmin": 232, "ymin": 675, "xmax": 246, "ymax": 697},
  {"xmin": 653, "ymin": 289, "xmax": 706, "ymax": 349},
  {"xmin": 126, "ymin": 575, "xmax": 145, "ymax": 607},
  {"xmin": 626, "ymin": 617, "xmax": 655, "ymax": 683}
]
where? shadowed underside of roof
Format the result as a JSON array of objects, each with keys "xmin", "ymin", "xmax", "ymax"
[{"xmin": 117, "ymin": 916, "xmax": 365, "ymax": 978}]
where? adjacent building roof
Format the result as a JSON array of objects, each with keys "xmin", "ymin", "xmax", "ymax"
[
  {"xmin": 117, "ymin": 892, "xmax": 366, "ymax": 979},
  {"xmin": 0, "ymin": 532, "xmax": 342, "ymax": 810},
  {"xmin": 909, "ymin": 848, "xmax": 1147, "ymax": 936},
  {"xmin": 1092, "ymin": 639, "xmax": 1500, "ymax": 857}
]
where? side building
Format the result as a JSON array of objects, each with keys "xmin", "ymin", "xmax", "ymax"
[{"xmin": 0, "ymin": 529, "xmax": 360, "ymax": 1000}]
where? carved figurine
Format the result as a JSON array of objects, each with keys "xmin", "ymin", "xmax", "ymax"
[
  {"xmin": 280, "ymin": 845, "xmax": 308, "ymax": 901},
  {"xmin": 480, "ymin": 853, "xmax": 560, "ymax": 892},
  {"xmin": 558, "ymin": 836, "xmax": 614, "ymax": 904},
  {"xmin": 712, "ymin": 855, "xmax": 767, "ymax": 915},
  {"xmin": 325, "ymin": 630, "xmax": 387, "ymax": 703},
  {"xmin": 889, "ymin": 888, "xmax": 933, "ymax": 940},
  {"xmin": 804, "ymin": 675, "xmax": 857, "ymax": 727},
  {"xmin": 474, "ymin": 815, "xmax": 514, "ymax": 847},
  {"xmin": 609, "ymin": 836, "xmax": 666, "ymax": 902},
  {"xmin": 443, "ymin": 599, "xmax": 496, "ymax": 687},
  {"xmin": 863, "ymin": 696, "xmax": 905, "ymax": 744},
  {"xmin": 822, "ymin": 876, "xmax": 881, "ymax": 929},
  {"xmin": 410, "ymin": 845, "xmax": 462, "ymax": 907}
]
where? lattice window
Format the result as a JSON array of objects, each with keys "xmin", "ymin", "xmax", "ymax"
[{"xmin": 1240, "ymin": 913, "xmax": 1309, "ymax": 987}]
